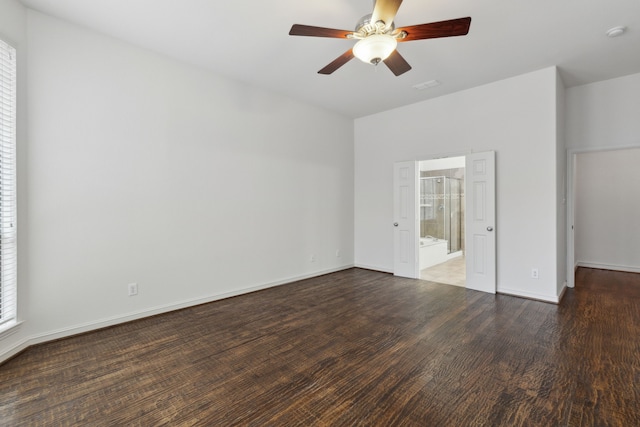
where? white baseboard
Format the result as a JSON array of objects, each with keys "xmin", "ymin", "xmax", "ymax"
[
  {"xmin": 354, "ymin": 263, "xmax": 393, "ymax": 274},
  {"xmin": 1, "ymin": 264, "xmax": 354, "ymax": 365},
  {"xmin": 0, "ymin": 339, "xmax": 30, "ymax": 364},
  {"xmin": 557, "ymin": 281, "xmax": 568, "ymax": 302},
  {"xmin": 0, "ymin": 321, "xmax": 29, "ymax": 363},
  {"xmin": 576, "ymin": 262, "xmax": 640, "ymax": 274},
  {"xmin": 0, "ymin": 320, "xmax": 23, "ymax": 340},
  {"xmin": 498, "ymin": 287, "xmax": 560, "ymax": 304}
]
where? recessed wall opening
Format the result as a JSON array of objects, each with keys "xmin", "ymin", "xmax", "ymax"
[{"xmin": 572, "ymin": 147, "xmax": 640, "ymax": 277}]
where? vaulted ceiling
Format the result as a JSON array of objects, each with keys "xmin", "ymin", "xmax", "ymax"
[{"xmin": 18, "ymin": 0, "xmax": 640, "ymax": 117}]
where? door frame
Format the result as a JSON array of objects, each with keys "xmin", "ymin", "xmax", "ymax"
[
  {"xmin": 394, "ymin": 150, "xmax": 497, "ymax": 294},
  {"xmin": 566, "ymin": 143, "xmax": 640, "ymax": 288}
]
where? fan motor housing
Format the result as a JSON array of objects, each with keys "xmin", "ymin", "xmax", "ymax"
[{"xmin": 355, "ymin": 13, "xmax": 395, "ymax": 36}]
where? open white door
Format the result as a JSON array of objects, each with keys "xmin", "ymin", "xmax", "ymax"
[
  {"xmin": 393, "ymin": 161, "xmax": 419, "ymax": 278},
  {"xmin": 465, "ymin": 151, "xmax": 496, "ymax": 293}
]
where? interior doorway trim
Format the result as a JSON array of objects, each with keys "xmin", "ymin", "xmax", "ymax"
[
  {"xmin": 566, "ymin": 143, "xmax": 640, "ymax": 288},
  {"xmin": 393, "ymin": 150, "xmax": 497, "ymax": 294}
]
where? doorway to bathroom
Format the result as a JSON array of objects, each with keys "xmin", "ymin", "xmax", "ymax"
[
  {"xmin": 393, "ymin": 151, "xmax": 495, "ymax": 293},
  {"xmin": 418, "ymin": 156, "xmax": 465, "ymax": 287}
]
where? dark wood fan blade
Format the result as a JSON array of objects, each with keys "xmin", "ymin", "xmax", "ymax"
[
  {"xmin": 371, "ymin": 0, "xmax": 403, "ymax": 29},
  {"xmin": 383, "ymin": 50, "xmax": 411, "ymax": 76},
  {"xmin": 396, "ymin": 17, "xmax": 471, "ymax": 42},
  {"xmin": 318, "ymin": 49, "xmax": 355, "ymax": 75},
  {"xmin": 289, "ymin": 24, "xmax": 353, "ymax": 39}
]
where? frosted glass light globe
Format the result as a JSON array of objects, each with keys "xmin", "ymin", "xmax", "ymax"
[{"xmin": 353, "ymin": 34, "xmax": 398, "ymax": 65}]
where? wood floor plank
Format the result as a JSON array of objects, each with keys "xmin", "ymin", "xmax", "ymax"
[{"xmin": 1, "ymin": 267, "xmax": 639, "ymax": 425}]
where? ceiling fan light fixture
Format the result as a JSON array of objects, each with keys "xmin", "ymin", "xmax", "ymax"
[{"xmin": 353, "ymin": 34, "xmax": 397, "ymax": 65}]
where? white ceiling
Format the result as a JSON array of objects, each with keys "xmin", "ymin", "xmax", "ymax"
[{"xmin": 18, "ymin": 0, "xmax": 640, "ymax": 118}]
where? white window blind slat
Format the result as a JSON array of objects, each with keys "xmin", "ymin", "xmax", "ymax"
[{"xmin": 0, "ymin": 38, "xmax": 17, "ymax": 327}]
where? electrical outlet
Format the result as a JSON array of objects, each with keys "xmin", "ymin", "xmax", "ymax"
[
  {"xmin": 310, "ymin": 254, "xmax": 316, "ymax": 262},
  {"xmin": 336, "ymin": 249, "xmax": 341, "ymax": 258},
  {"xmin": 531, "ymin": 269, "xmax": 539, "ymax": 279},
  {"xmin": 128, "ymin": 282, "xmax": 138, "ymax": 296}
]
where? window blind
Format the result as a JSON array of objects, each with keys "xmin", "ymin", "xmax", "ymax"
[{"xmin": 0, "ymin": 39, "xmax": 17, "ymax": 327}]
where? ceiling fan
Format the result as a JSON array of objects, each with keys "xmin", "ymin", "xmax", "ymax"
[{"xmin": 289, "ymin": 0, "xmax": 471, "ymax": 76}]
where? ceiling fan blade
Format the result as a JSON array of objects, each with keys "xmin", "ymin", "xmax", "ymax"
[
  {"xmin": 371, "ymin": 0, "xmax": 403, "ymax": 29},
  {"xmin": 396, "ymin": 17, "xmax": 471, "ymax": 42},
  {"xmin": 289, "ymin": 24, "xmax": 353, "ymax": 39},
  {"xmin": 318, "ymin": 49, "xmax": 355, "ymax": 75},
  {"xmin": 383, "ymin": 50, "xmax": 411, "ymax": 76}
]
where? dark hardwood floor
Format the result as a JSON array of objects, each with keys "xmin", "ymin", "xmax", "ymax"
[{"xmin": 1, "ymin": 267, "xmax": 639, "ymax": 426}]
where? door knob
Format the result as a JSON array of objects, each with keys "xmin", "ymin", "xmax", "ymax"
[
  {"xmin": 487, "ymin": 226, "xmax": 494, "ymax": 232},
  {"xmin": 394, "ymin": 222, "xmax": 399, "ymax": 227}
]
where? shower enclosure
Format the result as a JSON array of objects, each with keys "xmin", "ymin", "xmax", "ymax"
[{"xmin": 420, "ymin": 176, "xmax": 463, "ymax": 254}]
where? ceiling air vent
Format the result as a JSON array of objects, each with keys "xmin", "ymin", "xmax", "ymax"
[{"xmin": 412, "ymin": 80, "xmax": 440, "ymax": 90}]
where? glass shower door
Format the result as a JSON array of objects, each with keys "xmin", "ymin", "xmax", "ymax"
[{"xmin": 449, "ymin": 178, "xmax": 462, "ymax": 253}]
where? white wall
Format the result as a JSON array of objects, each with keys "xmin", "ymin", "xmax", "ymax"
[
  {"xmin": 566, "ymin": 72, "xmax": 640, "ymax": 150},
  {"xmin": 0, "ymin": 0, "xmax": 29, "ymax": 359},
  {"xmin": 419, "ymin": 156, "xmax": 465, "ymax": 171},
  {"xmin": 355, "ymin": 67, "xmax": 564, "ymax": 302},
  {"xmin": 575, "ymin": 148, "xmax": 640, "ymax": 272},
  {"xmin": 565, "ymin": 72, "xmax": 640, "ymax": 278},
  {"xmin": 1, "ymin": 9, "xmax": 354, "ymax": 362}
]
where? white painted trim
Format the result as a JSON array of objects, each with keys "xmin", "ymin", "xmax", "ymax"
[
  {"xmin": 0, "ymin": 320, "xmax": 23, "ymax": 340},
  {"xmin": 567, "ymin": 151, "xmax": 576, "ymax": 288},
  {"xmin": 566, "ymin": 142, "xmax": 640, "ymax": 289},
  {"xmin": 1, "ymin": 265, "xmax": 354, "ymax": 365},
  {"xmin": 354, "ymin": 263, "xmax": 393, "ymax": 274},
  {"xmin": 414, "ymin": 149, "xmax": 473, "ymax": 164},
  {"xmin": 0, "ymin": 338, "xmax": 30, "ymax": 364},
  {"xmin": 557, "ymin": 282, "xmax": 568, "ymax": 303},
  {"xmin": 577, "ymin": 262, "xmax": 640, "ymax": 274},
  {"xmin": 498, "ymin": 287, "xmax": 560, "ymax": 304}
]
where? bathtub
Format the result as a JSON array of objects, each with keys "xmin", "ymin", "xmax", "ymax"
[
  {"xmin": 419, "ymin": 237, "xmax": 448, "ymax": 269},
  {"xmin": 420, "ymin": 237, "xmax": 447, "ymax": 247}
]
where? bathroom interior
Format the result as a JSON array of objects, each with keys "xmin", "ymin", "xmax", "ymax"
[{"xmin": 419, "ymin": 157, "xmax": 465, "ymax": 287}]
